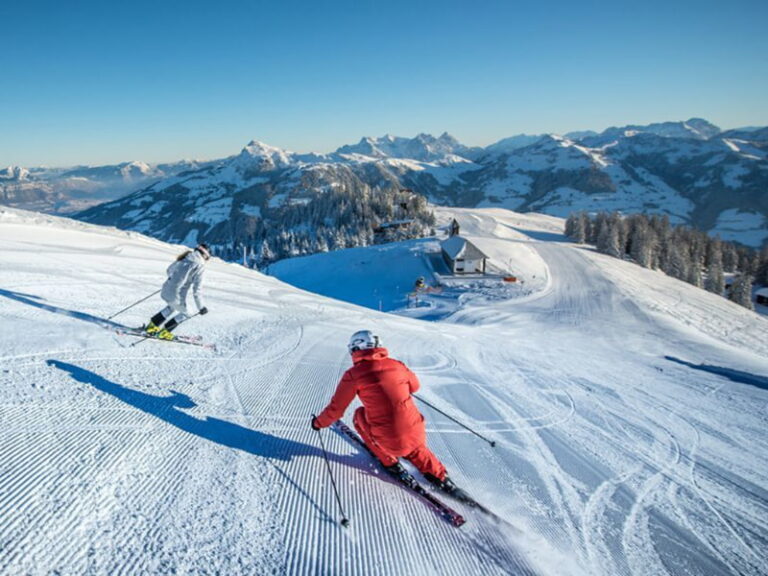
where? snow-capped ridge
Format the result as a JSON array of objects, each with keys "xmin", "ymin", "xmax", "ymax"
[
  {"xmin": 580, "ymin": 118, "xmax": 721, "ymax": 147},
  {"xmin": 75, "ymin": 118, "xmax": 768, "ymax": 251},
  {"xmin": 119, "ymin": 161, "xmax": 153, "ymax": 179},
  {"xmin": 0, "ymin": 166, "xmax": 32, "ymax": 181},
  {"xmin": 334, "ymin": 132, "xmax": 478, "ymax": 162},
  {"xmin": 720, "ymin": 126, "xmax": 768, "ymax": 143},
  {"xmin": 237, "ymin": 140, "xmax": 296, "ymax": 170},
  {"xmin": 486, "ymin": 134, "xmax": 547, "ymax": 154},
  {"xmin": 9, "ymin": 116, "xmax": 765, "ymax": 249}
]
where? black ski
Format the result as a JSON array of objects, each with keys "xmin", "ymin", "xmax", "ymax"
[
  {"xmin": 429, "ymin": 474, "xmax": 517, "ymax": 529},
  {"xmin": 115, "ymin": 328, "xmax": 216, "ymax": 350},
  {"xmin": 434, "ymin": 484, "xmax": 503, "ymax": 522},
  {"xmin": 333, "ymin": 420, "xmax": 466, "ymax": 527}
]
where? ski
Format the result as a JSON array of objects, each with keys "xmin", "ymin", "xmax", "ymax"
[
  {"xmin": 115, "ymin": 328, "xmax": 216, "ymax": 350},
  {"xmin": 333, "ymin": 420, "xmax": 466, "ymax": 527},
  {"xmin": 434, "ymin": 484, "xmax": 503, "ymax": 522},
  {"xmin": 428, "ymin": 474, "xmax": 517, "ymax": 528}
]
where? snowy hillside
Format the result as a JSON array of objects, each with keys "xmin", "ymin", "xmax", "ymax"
[{"xmin": 1, "ymin": 207, "xmax": 767, "ymax": 575}]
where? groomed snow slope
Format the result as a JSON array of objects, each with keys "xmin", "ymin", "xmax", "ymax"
[{"xmin": 1, "ymin": 207, "xmax": 767, "ymax": 576}]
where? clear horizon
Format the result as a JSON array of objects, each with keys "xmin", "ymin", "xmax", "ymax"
[{"xmin": 2, "ymin": 0, "xmax": 767, "ymax": 167}]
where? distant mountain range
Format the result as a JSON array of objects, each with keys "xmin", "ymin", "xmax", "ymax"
[
  {"xmin": 5, "ymin": 118, "xmax": 767, "ymax": 249},
  {"xmin": 0, "ymin": 160, "xmax": 209, "ymax": 213}
]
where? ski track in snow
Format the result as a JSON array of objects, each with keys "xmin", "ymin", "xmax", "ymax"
[{"xmin": 1, "ymin": 207, "xmax": 767, "ymax": 575}]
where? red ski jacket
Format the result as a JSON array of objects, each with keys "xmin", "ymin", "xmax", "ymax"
[{"xmin": 315, "ymin": 347, "xmax": 426, "ymax": 455}]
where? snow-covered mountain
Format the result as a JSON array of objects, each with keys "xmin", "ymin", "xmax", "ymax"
[
  {"xmin": 76, "ymin": 143, "xmax": 437, "ymax": 265},
  {"xmin": 485, "ymin": 134, "xmax": 547, "ymax": 155},
  {"xmin": 74, "ymin": 119, "xmax": 768, "ymax": 251},
  {"xmin": 1, "ymin": 206, "xmax": 766, "ymax": 575},
  {"xmin": 335, "ymin": 132, "xmax": 484, "ymax": 162},
  {"xmin": 0, "ymin": 166, "xmax": 32, "ymax": 181},
  {"xmin": 0, "ymin": 159, "xmax": 206, "ymax": 214},
  {"xmin": 578, "ymin": 118, "xmax": 722, "ymax": 147},
  {"xmin": 467, "ymin": 130, "xmax": 767, "ymax": 242}
]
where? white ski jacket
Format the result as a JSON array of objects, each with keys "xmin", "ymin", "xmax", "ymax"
[{"xmin": 161, "ymin": 250, "xmax": 206, "ymax": 314}]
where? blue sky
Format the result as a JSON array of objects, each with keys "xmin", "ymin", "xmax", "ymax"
[{"xmin": 1, "ymin": 0, "xmax": 766, "ymax": 166}]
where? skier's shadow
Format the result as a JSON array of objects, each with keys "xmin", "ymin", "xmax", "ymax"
[
  {"xmin": 0, "ymin": 288, "xmax": 126, "ymax": 330},
  {"xmin": 665, "ymin": 356, "xmax": 768, "ymax": 391},
  {"xmin": 48, "ymin": 360, "xmax": 355, "ymax": 524},
  {"xmin": 48, "ymin": 359, "xmax": 346, "ymax": 463}
]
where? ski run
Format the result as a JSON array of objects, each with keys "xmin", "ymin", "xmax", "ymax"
[{"xmin": 1, "ymin": 206, "xmax": 767, "ymax": 576}]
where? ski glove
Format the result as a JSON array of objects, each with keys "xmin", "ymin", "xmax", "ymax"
[
  {"xmin": 199, "ymin": 307, "xmax": 209, "ymax": 315},
  {"xmin": 311, "ymin": 416, "xmax": 321, "ymax": 431}
]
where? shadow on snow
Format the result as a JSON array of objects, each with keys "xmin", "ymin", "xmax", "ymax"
[
  {"xmin": 47, "ymin": 360, "xmax": 360, "ymax": 525},
  {"xmin": 47, "ymin": 359, "xmax": 351, "ymax": 463},
  {"xmin": 0, "ymin": 288, "xmax": 127, "ymax": 330},
  {"xmin": 665, "ymin": 356, "xmax": 768, "ymax": 391}
]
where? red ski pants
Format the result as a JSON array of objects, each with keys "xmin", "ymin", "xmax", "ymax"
[{"xmin": 353, "ymin": 407, "xmax": 447, "ymax": 481}]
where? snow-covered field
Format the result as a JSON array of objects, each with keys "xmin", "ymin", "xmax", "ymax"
[{"xmin": 1, "ymin": 207, "xmax": 767, "ymax": 575}]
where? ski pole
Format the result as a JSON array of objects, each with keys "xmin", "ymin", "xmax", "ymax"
[
  {"xmin": 130, "ymin": 312, "xmax": 201, "ymax": 348},
  {"xmin": 312, "ymin": 414, "xmax": 349, "ymax": 528},
  {"xmin": 108, "ymin": 289, "xmax": 161, "ymax": 320},
  {"xmin": 412, "ymin": 394, "xmax": 497, "ymax": 447}
]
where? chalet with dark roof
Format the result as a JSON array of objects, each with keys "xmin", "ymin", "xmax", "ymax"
[{"xmin": 440, "ymin": 235, "xmax": 488, "ymax": 275}]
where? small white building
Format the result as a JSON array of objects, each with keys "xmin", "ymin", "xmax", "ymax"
[
  {"xmin": 756, "ymin": 287, "xmax": 768, "ymax": 306},
  {"xmin": 440, "ymin": 235, "xmax": 488, "ymax": 274}
]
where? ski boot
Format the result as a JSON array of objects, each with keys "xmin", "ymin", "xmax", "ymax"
[
  {"xmin": 425, "ymin": 474, "xmax": 460, "ymax": 496},
  {"xmin": 157, "ymin": 328, "xmax": 175, "ymax": 341},
  {"xmin": 383, "ymin": 462, "xmax": 412, "ymax": 484},
  {"xmin": 144, "ymin": 321, "xmax": 162, "ymax": 335}
]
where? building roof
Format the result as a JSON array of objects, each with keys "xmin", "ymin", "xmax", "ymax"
[
  {"xmin": 756, "ymin": 287, "xmax": 768, "ymax": 297},
  {"xmin": 440, "ymin": 235, "xmax": 488, "ymax": 260},
  {"xmin": 375, "ymin": 219, "xmax": 413, "ymax": 229}
]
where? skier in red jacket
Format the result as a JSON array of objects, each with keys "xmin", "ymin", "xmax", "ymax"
[{"xmin": 312, "ymin": 330, "xmax": 456, "ymax": 492}]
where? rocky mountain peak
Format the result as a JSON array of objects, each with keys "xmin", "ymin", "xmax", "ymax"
[{"xmin": 0, "ymin": 166, "xmax": 31, "ymax": 181}]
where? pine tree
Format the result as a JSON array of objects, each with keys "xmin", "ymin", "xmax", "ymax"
[
  {"xmin": 565, "ymin": 213, "xmax": 576, "ymax": 239},
  {"xmin": 728, "ymin": 275, "xmax": 754, "ymax": 310},
  {"xmin": 590, "ymin": 212, "xmax": 608, "ymax": 244},
  {"xmin": 687, "ymin": 262, "xmax": 703, "ymax": 288},
  {"xmin": 566, "ymin": 212, "xmax": 587, "ymax": 243},
  {"xmin": 597, "ymin": 219, "xmax": 621, "ymax": 257},
  {"xmin": 664, "ymin": 244, "xmax": 690, "ymax": 281},
  {"xmin": 722, "ymin": 243, "xmax": 739, "ymax": 272},
  {"xmin": 756, "ymin": 245, "xmax": 768, "ymax": 285},
  {"xmin": 704, "ymin": 238, "xmax": 725, "ymax": 295},
  {"xmin": 705, "ymin": 261, "xmax": 725, "ymax": 295},
  {"xmin": 705, "ymin": 237, "xmax": 723, "ymax": 269},
  {"xmin": 616, "ymin": 216, "xmax": 629, "ymax": 257},
  {"xmin": 258, "ymin": 239, "xmax": 275, "ymax": 265},
  {"xmin": 629, "ymin": 217, "xmax": 656, "ymax": 269}
]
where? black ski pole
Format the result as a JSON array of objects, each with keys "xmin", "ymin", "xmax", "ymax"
[
  {"xmin": 312, "ymin": 414, "xmax": 349, "ymax": 527},
  {"xmin": 130, "ymin": 312, "xmax": 201, "ymax": 348},
  {"xmin": 108, "ymin": 289, "xmax": 161, "ymax": 320},
  {"xmin": 413, "ymin": 394, "xmax": 497, "ymax": 447}
]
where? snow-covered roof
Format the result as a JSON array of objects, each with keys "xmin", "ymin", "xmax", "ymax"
[
  {"xmin": 440, "ymin": 235, "xmax": 488, "ymax": 260},
  {"xmin": 756, "ymin": 287, "xmax": 768, "ymax": 297},
  {"xmin": 376, "ymin": 219, "xmax": 414, "ymax": 229}
]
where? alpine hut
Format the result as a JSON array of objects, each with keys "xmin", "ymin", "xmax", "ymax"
[{"xmin": 440, "ymin": 235, "xmax": 488, "ymax": 275}]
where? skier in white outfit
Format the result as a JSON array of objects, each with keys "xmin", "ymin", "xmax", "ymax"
[{"xmin": 144, "ymin": 243, "xmax": 211, "ymax": 340}]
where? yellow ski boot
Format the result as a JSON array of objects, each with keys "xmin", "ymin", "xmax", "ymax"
[
  {"xmin": 144, "ymin": 321, "xmax": 162, "ymax": 335},
  {"xmin": 157, "ymin": 328, "xmax": 175, "ymax": 341}
]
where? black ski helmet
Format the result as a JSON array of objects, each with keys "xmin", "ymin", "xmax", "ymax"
[{"xmin": 196, "ymin": 243, "xmax": 211, "ymax": 260}]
